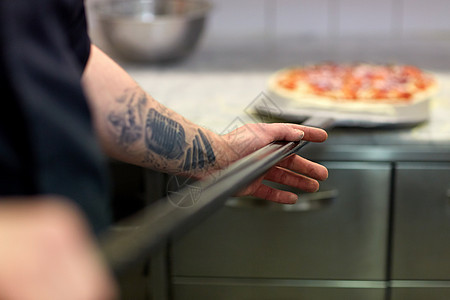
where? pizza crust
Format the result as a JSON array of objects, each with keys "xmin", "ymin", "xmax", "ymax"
[{"xmin": 267, "ymin": 64, "xmax": 438, "ymax": 117}]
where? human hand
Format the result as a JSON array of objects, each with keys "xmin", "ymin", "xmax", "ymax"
[
  {"xmin": 219, "ymin": 123, "xmax": 328, "ymax": 204},
  {"xmin": 0, "ymin": 196, "xmax": 117, "ymax": 300}
]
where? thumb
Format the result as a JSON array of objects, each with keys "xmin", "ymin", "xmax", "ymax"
[{"xmin": 259, "ymin": 123, "xmax": 305, "ymax": 142}]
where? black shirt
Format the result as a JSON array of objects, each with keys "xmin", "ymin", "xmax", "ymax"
[{"xmin": 0, "ymin": 0, "xmax": 110, "ymax": 233}]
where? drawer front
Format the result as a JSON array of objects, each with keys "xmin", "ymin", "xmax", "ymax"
[
  {"xmin": 392, "ymin": 162, "xmax": 450, "ymax": 280},
  {"xmin": 391, "ymin": 286, "xmax": 450, "ymax": 300},
  {"xmin": 171, "ymin": 162, "xmax": 391, "ymax": 280},
  {"xmin": 172, "ymin": 278, "xmax": 386, "ymax": 300}
]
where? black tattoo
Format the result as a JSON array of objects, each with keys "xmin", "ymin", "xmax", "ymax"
[
  {"xmin": 182, "ymin": 148, "xmax": 192, "ymax": 171},
  {"xmin": 198, "ymin": 129, "xmax": 216, "ymax": 164},
  {"xmin": 108, "ymin": 89, "xmax": 146, "ymax": 147},
  {"xmin": 143, "ymin": 108, "xmax": 217, "ymax": 172},
  {"xmin": 181, "ymin": 129, "xmax": 216, "ymax": 171},
  {"xmin": 191, "ymin": 138, "xmax": 198, "ymax": 169},
  {"xmin": 195, "ymin": 135, "xmax": 205, "ymax": 169},
  {"xmin": 145, "ymin": 108, "xmax": 186, "ymax": 159}
]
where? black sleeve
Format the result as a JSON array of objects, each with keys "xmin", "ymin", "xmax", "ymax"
[{"xmin": 0, "ymin": 0, "xmax": 111, "ymax": 234}]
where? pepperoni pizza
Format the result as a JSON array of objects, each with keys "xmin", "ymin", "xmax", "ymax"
[{"xmin": 268, "ymin": 63, "xmax": 437, "ymax": 105}]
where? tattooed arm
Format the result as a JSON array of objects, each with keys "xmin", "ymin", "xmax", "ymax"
[
  {"xmin": 82, "ymin": 46, "xmax": 221, "ymax": 176},
  {"xmin": 82, "ymin": 46, "xmax": 328, "ymax": 203}
]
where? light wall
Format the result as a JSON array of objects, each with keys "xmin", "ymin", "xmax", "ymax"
[
  {"xmin": 86, "ymin": 0, "xmax": 450, "ymax": 41},
  {"xmin": 205, "ymin": 0, "xmax": 450, "ymax": 39}
]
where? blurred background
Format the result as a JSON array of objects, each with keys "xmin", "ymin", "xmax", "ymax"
[
  {"xmin": 87, "ymin": 0, "xmax": 450, "ymax": 70},
  {"xmin": 85, "ymin": 1, "xmax": 450, "ymax": 299}
]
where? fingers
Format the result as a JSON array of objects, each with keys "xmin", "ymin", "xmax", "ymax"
[
  {"xmin": 237, "ymin": 161, "xmax": 327, "ymax": 204},
  {"xmin": 219, "ymin": 122, "xmax": 328, "ymax": 166},
  {"xmin": 291, "ymin": 124, "xmax": 328, "ymax": 142},
  {"xmin": 254, "ymin": 157, "xmax": 328, "ymax": 204},
  {"xmin": 250, "ymin": 184, "xmax": 299, "ymax": 204},
  {"xmin": 258, "ymin": 123, "xmax": 328, "ymax": 143},
  {"xmin": 264, "ymin": 166, "xmax": 320, "ymax": 193},
  {"xmin": 251, "ymin": 166, "xmax": 322, "ymax": 204},
  {"xmin": 277, "ymin": 154, "xmax": 328, "ymax": 181},
  {"xmin": 256, "ymin": 123, "xmax": 305, "ymax": 142}
]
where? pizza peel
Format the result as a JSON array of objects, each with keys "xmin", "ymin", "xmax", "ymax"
[
  {"xmin": 100, "ymin": 116, "xmax": 333, "ymax": 275},
  {"xmin": 254, "ymin": 91, "xmax": 431, "ymax": 128}
]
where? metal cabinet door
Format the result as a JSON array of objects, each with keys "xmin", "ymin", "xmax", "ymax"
[
  {"xmin": 173, "ymin": 279, "xmax": 387, "ymax": 300},
  {"xmin": 171, "ymin": 162, "xmax": 391, "ymax": 280},
  {"xmin": 391, "ymin": 286, "xmax": 450, "ymax": 300},
  {"xmin": 391, "ymin": 162, "xmax": 450, "ymax": 280}
]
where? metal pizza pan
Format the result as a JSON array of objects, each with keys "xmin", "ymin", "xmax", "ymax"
[{"xmin": 255, "ymin": 90, "xmax": 432, "ymax": 128}]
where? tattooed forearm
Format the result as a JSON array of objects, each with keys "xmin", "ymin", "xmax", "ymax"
[
  {"xmin": 83, "ymin": 47, "xmax": 224, "ymax": 176},
  {"xmin": 108, "ymin": 88, "xmax": 217, "ymax": 174},
  {"xmin": 108, "ymin": 88, "xmax": 147, "ymax": 147}
]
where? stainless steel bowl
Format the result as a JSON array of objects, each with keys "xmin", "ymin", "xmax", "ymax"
[{"xmin": 94, "ymin": 0, "xmax": 211, "ymax": 62}]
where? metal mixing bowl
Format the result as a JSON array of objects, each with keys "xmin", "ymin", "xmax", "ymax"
[{"xmin": 94, "ymin": 0, "xmax": 211, "ymax": 62}]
